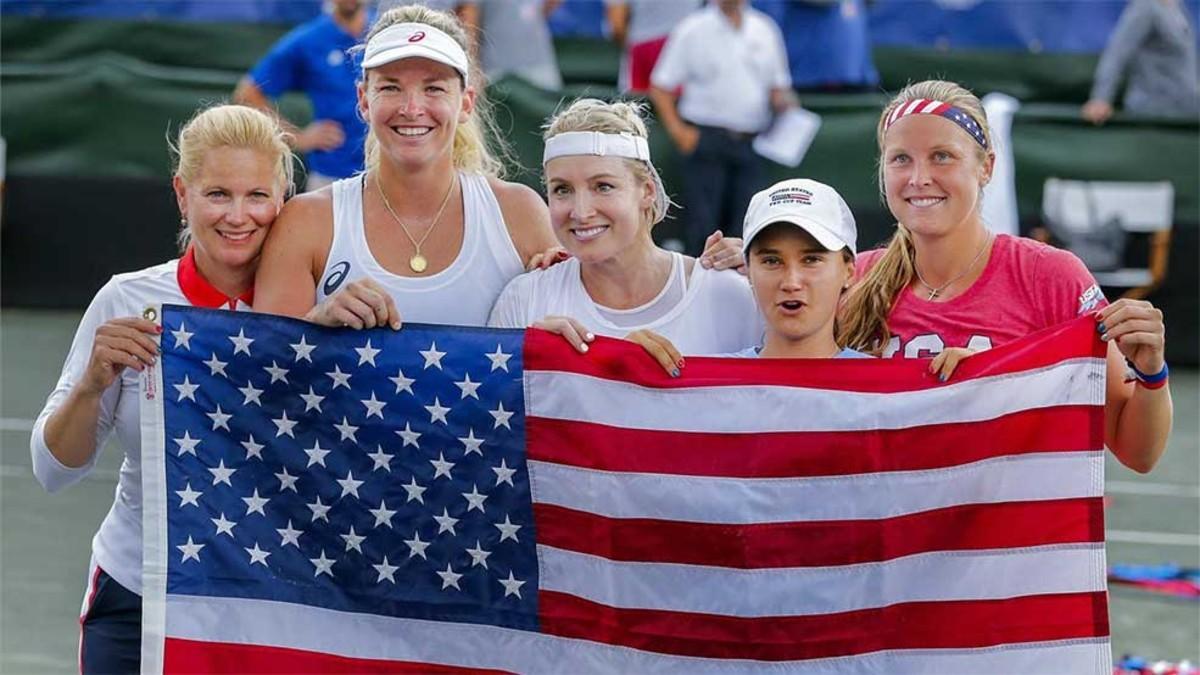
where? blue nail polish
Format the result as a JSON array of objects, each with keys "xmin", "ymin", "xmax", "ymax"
[
  {"xmin": 938, "ymin": 373, "xmax": 947, "ymax": 382},
  {"xmin": 1097, "ymin": 322, "xmax": 1106, "ymax": 333},
  {"xmin": 671, "ymin": 368, "xmax": 680, "ymax": 378}
]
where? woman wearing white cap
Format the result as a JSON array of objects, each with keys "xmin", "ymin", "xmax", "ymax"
[
  {"xmin": 487, "ymin": 98, "xmax": 761, "ymax": 370},
  {"xmin": 253, "ymin": 5, "xmax": 558, "ymax": 328}
]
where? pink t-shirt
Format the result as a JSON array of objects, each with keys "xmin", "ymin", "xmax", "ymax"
[{"xmin": 856, "ymin": 234, "xmax": 1106, "ymax": 359}]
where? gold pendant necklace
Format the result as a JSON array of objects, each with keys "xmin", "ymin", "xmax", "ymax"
[
  {"xmin": 375, "ymin": 172, "xmax": 457, "ymax": 273},
  {"xmin": 914, "ymin": 233, "xmax": 993, "ymax": 301}
]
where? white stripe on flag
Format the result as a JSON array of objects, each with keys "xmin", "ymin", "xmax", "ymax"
[
  {"xmin": 529, "ymin": 452, "xmax": 1103, "ymax": 523},
  {"xmin": 165, "ymin": 594, "xmax": 1112, "ymax": 674},
  {"xmin": 525, "ymin": 358, "xmax": 1104, "ymax": 433},
  {"xmin": 537, "ymin": 544, "xmax": 1106, "ymax": 617}
]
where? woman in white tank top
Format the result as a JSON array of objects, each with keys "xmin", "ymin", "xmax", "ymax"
[
  {"xmin": 253, "ymin": 5, "xmax": 559, "ymax": 328},
  {"xmin": 488, "ymin": 98, "xmax": 762, "ymax": 372}
]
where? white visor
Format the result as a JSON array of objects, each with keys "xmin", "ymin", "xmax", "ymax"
[
  {"xmin": 543, "ymin": 131, "xmax": 669, "ymax": 225},
  {"xmin": 361, "ymin": 22, "xmax": 469, "ymax": 85}
]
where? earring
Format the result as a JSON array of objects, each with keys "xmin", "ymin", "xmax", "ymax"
[{"xmin": 180, "ymin": 217, "xmax": 188, "ymax": 228}]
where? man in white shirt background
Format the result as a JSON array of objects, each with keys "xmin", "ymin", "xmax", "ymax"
[{"xmin": 649, "ymin": 0, "xmax": 795, "ymax": 255}]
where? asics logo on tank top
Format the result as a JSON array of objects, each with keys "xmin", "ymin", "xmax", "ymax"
[
  {"xmin": 323, "ymin": 261, "xmax": 351, "ymax": 296},
  {"xmin": 882, "ymin": 334, "xmax": 994, "ymax": 359}
]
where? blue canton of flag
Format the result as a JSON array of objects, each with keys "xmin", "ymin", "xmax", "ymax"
[{"xmin": 157, "ymin": 305, "xmax": 536, "ymax": 630}]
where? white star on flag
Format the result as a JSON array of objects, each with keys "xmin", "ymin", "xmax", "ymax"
[
  {"xmin": 404, "ymin": 531, "xmax": 430, "ymax": 559},
  {"xmin": 208, "ymin": 459, "xmax": 235, "ymax": 486},
  {"xmin": 326, "ymin": 364, "xmax": 353, "ymax": 390},
  {"xmin": 458, "ymin": 429, "xmax": 484, "ymax": 456},
  {"xmin": 299, "ymin": 386, "xmax": 325, "ymax": 413},
  {"xmin": 242, "ymin": 489, "xmax": 269, "ymax": 516},
  {"xmin": 336, "ymin": 470, "xmax": 364, "ymax": 499},
  {"xmin": 420, "ymin": 341, "xmax": 446, "ymax": 369},
  {"xmin": 367, "ymin": 445, "xmax": 393, "ymax": 471},
  {"xmin": 462, "ymin": 484, "xmax": 487, "ymax": 512},
  {"xmin": 290, "ymin": 335, "xmax": 317, "ymax": 362},
  {"xmin": 498, "ymin": 571, "xmax": 525, "ymax": 598},
  {"xmin": 272, "ymin": 411, "xmax": 297, "ymax": 438},
  {"xmin": 241, "ymin": 434, "xmax": 265, "ymax": 460},
  {"xmin": 401, "ymin": 477, "xmax": 426, "ymax": 504},
  {"xmin": 334, "ymin": 417, "xmax": 360, "ymax": 442},
  {"xmin": 495, "ymin": 515, "xmax": 521, "ymax": 543},
  {"xmin": 204, "ymin": 353, "xmax": 228, "ymax": 377},
  {"xmin": 308, "ymin": 496, "xmax": 331, "ymax": 522},
  {"xmin": 176, "ymin": 482, "xmax": 202, "ymax": 507},
  {"xmin": 395, "ymin": 422, "xmax": 421, "ymax": 448},
  {"xmin": 355, "ymin": 339, "xmax": 381, "ymax": 367},
  {"xmin": 275, "ymin": 467, "xmax": 300, "ymax": 492},
  {"xmin": 229, "ymin": 328, "xmax": 254, "ymax": 356},
  {"xmin": 429, "ymin": 452, "xmax": 455, "ymax": 480},
  {"xmin": 389, "ymin": 368, "xmax": 415, "ymax": 395},
  {"xmin": 465, "ymin": 541, "xmax": 491, "ymax": 569},
  {"xmin": 489, "ymin": 402, "xmax": 514, "ymax": 430},
  {"xmin": 437, "ymin": 563, "xmax": 463, "ymax": 590},
  {"xmin": 493, "ymin": 458, "xmax": 516, "ymax": 487},
  {"xmin": 369, "ymin": 500, "xmax": 397, "ymax": 528},
  {"xmin": 425, "ymin": 397, "xmax": 450, "ymax": 425},
  {"xmin": 340, "ymin": 525, "xmax": 366, "ymax": 553},
  {"xmin": 454, "ymin": 373, "xmax": 481, "ymax": 399},
  {"xmin": 360, "ymin": 392, "xmax": 386, "ymax": 418},
  {"xmin": 245, "ymin": 543, "xmax": 271, "ymax": 566},
  {"xmin": 207, "ymin": 405, "xmax": 232, "ymax": 431},
  {"xmin": 173, "ymin": 375, "xmax": 198, "ymax": 402},
  {"xmin": 277, "ymin": 520, "xmax": 303, "ymax": 547},
  {"xmin": 171, "ymin": 322, "xmax": 194, "ymax": 350},
  {"xmin": 211, "ymin": 513, "xmax": 237, "ymax": 537},
  {"xmin": 433, "ymin": 508, "xmax": 459, "ymax": 536},
  {"xmin": 177, "ymin": 536, "xmax": 205, "ymax": 563},
  {"xmin": 373, "ymin": 556, "xmax": 399, "ymax": 584},
  {"xmin": 304, "ymin": 441, "xmax": 331, "ymax": 468},
  {"xmin": 263, "ymin": 360, "xmax": 289, "ymax": 385},
  {"xmin": 310, "ymin": 549, "xmax": 335, "ymax": 577},
  {"xmin": 238, "ymin": 381, "xmax": 264, "ymax": 406},
  {"xmin": 486, "ymin": 344, "xmax": 511, "ymax": 372},
  {"xmin": 174, "ymin": 431, "xmax": 201, "ymax": 456}
]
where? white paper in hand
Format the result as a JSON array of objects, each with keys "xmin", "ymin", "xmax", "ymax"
[{"xmin": 753, "ymin": 108, "xmax": 822, "ymax": 168}]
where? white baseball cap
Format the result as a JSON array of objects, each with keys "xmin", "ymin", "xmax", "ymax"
[
  {"xmin": 360, "ymin": 22, "xmax": 470, "ymax": 84},
  {"xmin": 742, "ymin": 179, "xmax": 857, "ymax": 257}
]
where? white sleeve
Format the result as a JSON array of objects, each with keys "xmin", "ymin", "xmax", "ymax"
[
  {"xmin": 487, "ymin": 274, "xmax": 533, "ymax": 329},
  {"xmin": 30, "ymin": 278, "xmax": 126, "ymax": 493},
  {"xmin": 649, "ymin": 21, "xmax": 691, "ymax": 90},
  {"xmin": 768, "ymin": 20, "xmax": 792, "ymax": 90}
]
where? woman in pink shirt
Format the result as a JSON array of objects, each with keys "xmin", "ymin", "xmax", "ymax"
[{"xmin": 841, "ymin": 79, "xmax": 1172, "ymax": 474}]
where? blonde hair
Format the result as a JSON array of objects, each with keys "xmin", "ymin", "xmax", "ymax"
[
  {"xmin": 840, "ymin": 80, "xmax": 993, "ymax": 353},
  {"xmin": 359, "ymin": 5, "xmax": 509, "ymax": 177},
  {"xmin": 543, "ymin": 97, "xmax": 674, "ymax": 226},
  {"xmin": 169, "ymin": 103, "xmax": 295, "ymax": 250}
]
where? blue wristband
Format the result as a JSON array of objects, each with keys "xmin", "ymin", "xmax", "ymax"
[{"xmin": 1128, "ymin": 360, "xmax": 1169, "ymax": 384}]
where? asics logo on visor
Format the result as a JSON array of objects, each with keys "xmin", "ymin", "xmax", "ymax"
[{"xmin": 408, "ymin": 31, "xmax": 425, "ymax": 43}]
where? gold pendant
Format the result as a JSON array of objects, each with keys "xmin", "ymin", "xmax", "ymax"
[{"xmin": 409, "ymin": 253, "xmax": 428, "ymax": 273}]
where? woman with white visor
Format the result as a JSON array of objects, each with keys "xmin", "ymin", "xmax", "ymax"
[{"xmin": 488, "ymin": 98, "xmax": 762, "ymax": 373}]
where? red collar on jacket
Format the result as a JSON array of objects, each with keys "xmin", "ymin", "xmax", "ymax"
[{"xmin": 176, "ymin": 246, "xmax": 254, "ymax": 310}]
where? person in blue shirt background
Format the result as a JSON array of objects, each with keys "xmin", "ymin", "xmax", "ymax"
[
  {"xmin": 754, "ymin": 0, "xmax": 879, "ymax": 92},
  {"xmin": 235, "ymin": 0, "xmax": 370, "ymax": 190}
]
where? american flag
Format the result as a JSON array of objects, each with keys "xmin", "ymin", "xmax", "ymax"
[{"xmin": 140, "ymin": 305, "xmax": 1111, "ymax": 673}]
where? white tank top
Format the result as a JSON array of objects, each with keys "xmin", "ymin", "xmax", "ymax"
[{"xmin": 318, "ymin": 172, "xmax": 525, "ymax": 326}]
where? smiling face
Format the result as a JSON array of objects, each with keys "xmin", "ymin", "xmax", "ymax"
[
  {"xmin": 359, "ymin": 57, "xmax": 474, "ymax": 171},
  {"xmin": 173, "ymin": 145, "xmax": 283, "ymax": 279},
  {"xmin": 545, "ymin": 155, "xmax": 655, "ymax": 264},
  {"xmin": 749, "ymin": 224, "xmax": 853, "ymax": 349},
  {"xmin": 882, "ymin": 114, "xmax": 993, "ymax": 239}
]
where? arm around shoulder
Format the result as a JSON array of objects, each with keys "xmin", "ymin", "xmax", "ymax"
[
  {"xmin": 489, "ymin": 178, "xmax": 556, "ymax": 266},
  {"xmin": 253, "ymin": 189, "xmax": 333, "ymax": 318}
]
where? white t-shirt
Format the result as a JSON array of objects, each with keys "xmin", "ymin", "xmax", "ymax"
[
  {"xmin": 488, "ymin": 254, "xmax": 763, "ymax": 355},
  {"xmin": 650, "ymin": 5, "xmax": 791, "ymax": 134},
  {"xmin": 31, "ymin": 251, "xmax": 254, "ymax": 595}
]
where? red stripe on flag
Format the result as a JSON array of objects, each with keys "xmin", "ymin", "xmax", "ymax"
[
  {"xmin": 535, "ymin": 497, "xmax": 1104, "ymax": 568},
  {"xmin": 523, "ymin": 316, "xmax": 1104, "ymax": 392},
  {"xmin": 528, "ymin": 406, "xmax": 1102, "ymax": 477},
  {"xmin": 539, "ymin": 590, "xmax": 1110, "ymax": 662},
  {"xmin": 163, "ymin": 638, "xmax": 510, "ymax": 674}
]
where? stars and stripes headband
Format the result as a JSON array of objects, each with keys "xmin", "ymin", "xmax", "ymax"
[
  {"xmin": 884, "ymin": 98, "xmax": 989, "ymax": 150},
  {"xmin": 543, "ymin": 131, "xmax": 669, "ymax": 224}
]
